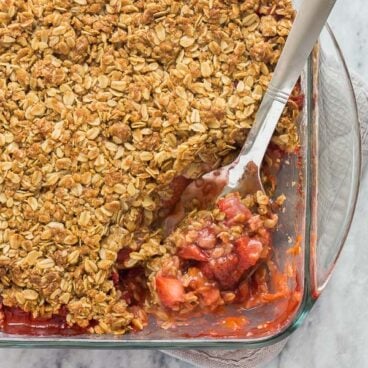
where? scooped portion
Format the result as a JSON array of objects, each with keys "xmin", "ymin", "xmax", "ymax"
[{"xmin": 150, "ymin": 192, "xmax": 288, "ymax": 317}]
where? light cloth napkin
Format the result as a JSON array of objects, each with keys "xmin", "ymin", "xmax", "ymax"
[
  {"xmin": 352, "ymin": 74, "xmax": 368, "ymax": 167},
  {"xmin": 162, "ymin": 73, "xmax": 368, "ymax": 368}
]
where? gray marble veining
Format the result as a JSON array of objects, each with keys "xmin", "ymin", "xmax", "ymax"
[
  {"xmin": 0, "ymin": 349, "xmax": 191, "ymax": 368},
  {"xmin": 0, "ymin": 2, "xmax": 366, "ymax": 368}
]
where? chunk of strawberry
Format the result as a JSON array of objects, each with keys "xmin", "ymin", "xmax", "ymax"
[
  {"xmin": 202, "ymin": 254, "xmax": 241, "ymax": 289},
  {"xmin": 178, "ymin": 244, "xmax": 208, "ymax": 262},
  {"xmin": 199, "ymin": 287, "xmax": 221, "ymax": 307},
  {"xmin": 218, "ymin": 194, "xmax": 251, "ymax": 224},
  {"xmin": 155, "ymin": 276, "xmax": 185, "ymax": 309},
  {"xmin": 236, "ymin": 237, "xmax": 263, "ymax": 272},
  {"xmin": 200, "ymin": 262, "xmax": 215, "ymax": 280}
]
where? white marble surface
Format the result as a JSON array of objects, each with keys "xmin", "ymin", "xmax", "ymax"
[{"xmin": 0, "ymin": 2, "xmax": 367, "ymax": 368}]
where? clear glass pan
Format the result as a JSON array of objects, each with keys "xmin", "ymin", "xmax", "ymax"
[{"xmin": 0, "ymin": 26, "xmax": 360, "ymax": 349}]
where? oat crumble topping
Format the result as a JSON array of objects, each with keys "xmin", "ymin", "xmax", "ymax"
[{"xmin": 0, "ymin": 0, "xmax": 299, "ymax": 334}]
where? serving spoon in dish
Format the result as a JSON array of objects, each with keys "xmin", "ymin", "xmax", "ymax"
[{"xmin": 164, "ymin": 0, "xmax": 337, "ymax": 234}]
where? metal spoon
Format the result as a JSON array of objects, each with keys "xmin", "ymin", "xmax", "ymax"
[{"xmin": 164, "ymin": 0, "xmax": 337, "ymax": 234}]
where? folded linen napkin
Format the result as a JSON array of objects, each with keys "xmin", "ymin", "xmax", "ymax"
[{"xmin": 162, "ymin": 73, "xmax": 368, "ymax": 368}]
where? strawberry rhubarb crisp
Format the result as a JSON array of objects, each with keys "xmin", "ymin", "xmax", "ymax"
[{"xmin": 0, "ymin": 0, "xmax": 300, "ymax": 335}]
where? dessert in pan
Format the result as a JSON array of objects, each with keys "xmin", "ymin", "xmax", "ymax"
[{"xmin": 0, "ymin": 0, "xmax": 302, "ymax": 336}]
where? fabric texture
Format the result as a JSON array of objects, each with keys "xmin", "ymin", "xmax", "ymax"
[
  {"xmin": 161, "ymin": 74, "xmax": 368, "ymax": 368},
  {"xmin": 163, "ymin": 340, "xmax": 287, "ymax": 368},
  {"xmin": 352, "ymin": 73, "xmax": 368, "ymax": 167}
]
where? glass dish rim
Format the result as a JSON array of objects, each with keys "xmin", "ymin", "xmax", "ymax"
[{"xmin": 0, "ymin": 25, "xmax": 361, "ymax": 349}]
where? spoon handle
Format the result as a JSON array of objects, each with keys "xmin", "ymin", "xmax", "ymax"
[{"xmin": 227, "ymin": 0, "xmax": 337, "ymax": 189}]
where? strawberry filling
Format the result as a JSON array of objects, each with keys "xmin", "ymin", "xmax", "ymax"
[
  {"xmin": 155, "ymin": 276, "xmax": 185, "ymax": 309},
  {"xmin": 1, "ymin": 307, "xmax": 87, "ymax": 336},
  {"xmin": 155, "ymin": 193, "xmax": 272, "ymax": 310},
  {"xmin": 218, "ymin": 195, "xmax": 252, "ymax": 225}
]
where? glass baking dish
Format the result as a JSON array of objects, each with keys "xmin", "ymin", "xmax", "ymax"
[{"xmin": 0, "ymin": 26, "xmax": 360, "ymax": 349}]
